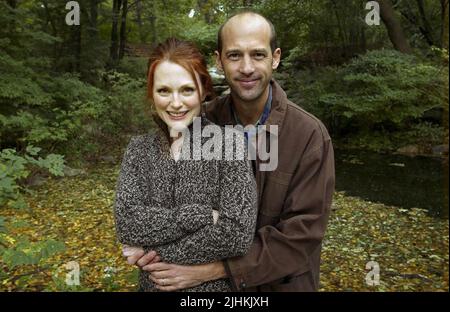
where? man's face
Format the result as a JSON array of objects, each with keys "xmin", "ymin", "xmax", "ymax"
[{"xmin": 216, "ymin": 16, "xmax": 281, "ymax": 105}]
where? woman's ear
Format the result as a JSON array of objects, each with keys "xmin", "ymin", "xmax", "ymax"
[
  {"xmin": 200, "ymin": 91, "xmax": 207, "ymax": 103},
  {"xmin": 148, "ymin": 98, "xmax": 155, "ymax": 112}
]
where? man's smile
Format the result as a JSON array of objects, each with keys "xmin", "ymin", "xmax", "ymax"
[{"xmin": 237, "ymin": 78, "xmax": 260, "ymax": 89}]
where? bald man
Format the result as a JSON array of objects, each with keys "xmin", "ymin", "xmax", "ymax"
[{"xmin": 130, "ymin": 11, "xmax": 335, "ymax": 292}]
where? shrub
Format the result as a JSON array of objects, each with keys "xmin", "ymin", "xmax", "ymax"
[
  {"xmin": 0, "ymin": 145, "xmax": 64, "ymax": 209},
  {"xmin": 280, "ymin": 49, "xmax": 448, "ymax": 151},
  {"xmin": 319, "ymin": 49, "xmax": 447, "ymax": 131}
]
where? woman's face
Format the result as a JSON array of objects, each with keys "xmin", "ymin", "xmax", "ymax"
[{"xmin": 152, "ymin": 60, "xmax": 204, "ymax": 132}]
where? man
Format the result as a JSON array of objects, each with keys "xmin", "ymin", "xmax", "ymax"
[{"xmin": 126, "ymin": 11, "xmax": 335, "ymax": 292}]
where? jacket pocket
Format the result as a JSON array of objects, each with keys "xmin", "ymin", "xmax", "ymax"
[
  {"xmin": 260, "ymin": 171, "xmax": 293, "ymax": 217},
  {"xmin": 270, "ymin": 270, "xmax": 316, "ymax": 292}
]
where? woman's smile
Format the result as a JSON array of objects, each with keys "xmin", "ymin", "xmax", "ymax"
[{"xmin": 167, "ymin": 110, "xmax": 189, "ymax": 120}]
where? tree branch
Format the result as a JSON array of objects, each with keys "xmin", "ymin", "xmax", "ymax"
[{"xmin": 9, "ymin": 266, "xmax": 51, "ymax": 283}]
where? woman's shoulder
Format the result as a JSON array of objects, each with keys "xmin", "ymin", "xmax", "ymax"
[
  {"xmin": 128, "ymin": 132, "xmax": 154, "ymax": 146},
  {"xmin": 124, "ymin": 132, "xmax": 159, "ymax": 156}
]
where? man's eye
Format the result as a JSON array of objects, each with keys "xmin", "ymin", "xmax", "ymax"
[
  {"xmin": 254, "ymin": 53, "xmax": 266, "ymax": 60},
  {"xmin": 228, "ymin": 53, "xmax": 240, "ymax": 60}
]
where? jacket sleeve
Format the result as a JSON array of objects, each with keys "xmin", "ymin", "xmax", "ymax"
[
  {"xmin": 224, "ymin": 126, "xmax": 335, "ymax": 290},
  {"xmin": 153, "ymin": 155, "xmax": 258, "ymax": 264},
  {"xmin": 114, "ymin": 136, "xmax": 213, "ymax": 247}
]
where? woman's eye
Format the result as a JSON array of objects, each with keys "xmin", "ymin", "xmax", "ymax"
[
  {"xmin": 157, "ymin": 88, "xmax": 169, "ymax": 95},
  {"xmin": 182, "ymin": 88, "xmax": 195, "ymax": 95}
]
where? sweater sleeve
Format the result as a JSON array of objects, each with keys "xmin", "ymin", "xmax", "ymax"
[
  {"xmin": 114, "ymin": 136, "xmax": 213, "ymax": 247},
  {"xmin": 153, "ymin": 146, "xmax": 258, "ymax": 264}
]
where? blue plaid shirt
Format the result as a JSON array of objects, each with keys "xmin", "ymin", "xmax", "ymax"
[{"xmin": 232, "ymin": 85, "xmax": 272, "ymax": 142}]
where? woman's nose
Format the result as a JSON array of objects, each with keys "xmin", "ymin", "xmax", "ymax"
[{"xmin": 170, "ymin": 93, "xmax": 182, "ymax": 109}]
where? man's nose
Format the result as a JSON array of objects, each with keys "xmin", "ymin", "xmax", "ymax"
[{"xmin": 239, "ymin": 55, "xmax": 255, "ymax": 75}]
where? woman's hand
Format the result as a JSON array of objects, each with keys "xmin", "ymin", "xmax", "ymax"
[
  {"xmin": 212, "ymin": 209, "xmax": 219, "ymax": 224},
  {"xmin": 144, "ymin": 261, "xmax": 226, "ymax": 291}
]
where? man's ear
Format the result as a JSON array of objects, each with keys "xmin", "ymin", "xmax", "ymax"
[
  {"xmin": 272, "ymin": 48, "xmax": 281, "ymax": 70},
  {"xmin": 215, "ymin": 51, "xmax": 223, "ymax": 71}
]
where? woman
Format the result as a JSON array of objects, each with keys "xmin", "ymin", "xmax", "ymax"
[{"xmin": 114, "ymin": 38, "xmax": 257, "ymax": 292}]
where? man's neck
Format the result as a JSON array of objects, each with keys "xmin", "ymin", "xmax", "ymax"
[{"xmin": 232, "ymin": 86, "xmax": 270, "ymax": 126}]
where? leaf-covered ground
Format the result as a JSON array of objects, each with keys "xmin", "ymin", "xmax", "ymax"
[{"xmin": 1, "ymin": 161, "xmax": 448, "ymax": 291}]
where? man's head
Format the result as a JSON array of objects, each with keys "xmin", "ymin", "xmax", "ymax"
[
  {"xmin": 217, "ymin": 12, "xmax": 278, "ymax": 55},
  {"xmin": 215, "ymin": 11, "xmax": 281, "ymax": 106}
]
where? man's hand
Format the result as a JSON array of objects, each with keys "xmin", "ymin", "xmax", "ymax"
[
  {"xmin": 122, "ymin": 245, "xmax": 161, "ymax": 266},
  {"xmin": 142, "ymin": 261, "xmax": 226, "ymax": 291}
]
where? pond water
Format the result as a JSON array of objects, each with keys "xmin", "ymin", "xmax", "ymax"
[{"xmin": 335, "ymin": 149, "xmax": 449, "ymax": 219}]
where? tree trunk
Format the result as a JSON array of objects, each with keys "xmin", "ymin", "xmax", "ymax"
[
  {"xmin": 242, "ymin": 0, "xmax": 253, "ymax": 7},
  {"xmin": 442, "ymin": 0, "xmax": 449, "ymax": 49},
  {"xmin": 110, "ymin": 0, "xmax": 121, "ymax": 64},
  {"xmin": 149, "ymin": 1, "xmax": 157, "ymax": 48},
  {"xmin": 135, "ymin": 0, "xmax": 146, "ymax": 43},
  {"xmin": 332, "ymin": 1, "xmax": 347, "ymax": 47},
  {"xmin": 197, "ymin": 0, "xmax": 213, "ymax": 24},
  {"xmin": 379, "ymin": 0, "xmax": 412, "ymax": 54},
  {"xmin": 119, "ymin": 0, "xmax": 128, "ymax": 60},
  {"xmin": 42, "ymin": 0, "xmax": 57, "ymax": 36},
  {"xmin": 88, "ymin": 0, "xmax": 99, "ymax": 40},
  {"xmin": 416, "ymin": 0, "xmax": 435, "ymax": 46},
  {"xmin": 7, "ymin": 0, "xmax": 16, "ymax": 8},
  {"xmin": 72, "ymin": 23, "xmax": 82, "ymax": 72}
]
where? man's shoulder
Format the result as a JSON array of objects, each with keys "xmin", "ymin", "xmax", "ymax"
[
  {"xmin": 203, "ymin": 94, "xmax": 228, "ymax": 112},
  {"xmin": 282, "ymin": 98, "xmax": 331, "ymax": 141},
  {"xmin": 202, "ymin": 94, "xmax": 230, "ymax": 125}
]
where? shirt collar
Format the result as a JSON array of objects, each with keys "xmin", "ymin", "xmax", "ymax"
[{"xmin": 232, "ymin": 84, "xmax": 272, "ymax": 127}]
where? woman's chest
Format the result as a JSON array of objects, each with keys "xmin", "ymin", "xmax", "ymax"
[{"xmin": 148, "ymin": 155, "xmax": 220, "ymax": 206}]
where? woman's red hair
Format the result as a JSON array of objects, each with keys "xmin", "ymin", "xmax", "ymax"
[{"xmin": 147, "ymin": 38, "xmax": 215, "ymax": 102}]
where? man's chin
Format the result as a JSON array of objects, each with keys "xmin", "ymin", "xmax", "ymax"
[{"xmin": 234, "ymin": 89, "xmax": 263, "ymax": 102}]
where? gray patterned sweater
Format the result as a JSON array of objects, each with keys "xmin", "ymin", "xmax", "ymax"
[{"xmin": 114, "ymin": 117, "xmax": 258, "ymax": 292}]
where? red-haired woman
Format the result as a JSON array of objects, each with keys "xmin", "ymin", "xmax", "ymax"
[{"xmin": 114, "ymin": 38, "xmax": 257, "ymax": 291}]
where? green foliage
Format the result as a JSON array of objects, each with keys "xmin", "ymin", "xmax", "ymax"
[
  {"xmin": 0, "ymin": 145, "xmax": 65, "ymax": 209},
  {"xmin": 101, "ymin": 70, "xmax": 151, "ymax": 132},
  {"xmin": 180, "ymin": 21, "xmax": 218, "ymax": 54},
  {"xmin": 0, "ymin": 217, "xmax": 66, "ymax": 291},
  {"xmin": 1, "ymin": 237, "xmax": 65, "ymax": 268},
  {"xmin": 48, "ymin": 273, "xmax": 94, "ymax": 292},
  {"xmin": 402, "ymin": 122, "xmax": 446, "ymax": 150},
  {"xmin": 320, "ymin": 50, "xmax": 445, "ymax": 128},
  {"xmin": 116, "ymin": 57, "xmax": 149, "ymax": 79},
  {"xmin": 278, "ymin": 49, "xmax": 448, "ymax": 151},
  {"xmin": 0, "ymin": 216, "xmax": 5, "ymax": 233}
]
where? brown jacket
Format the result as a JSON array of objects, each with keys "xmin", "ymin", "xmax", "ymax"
[{"xmin": 202, "ymin": 79, "xmax": 335, "ymax": 292}]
